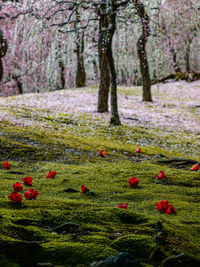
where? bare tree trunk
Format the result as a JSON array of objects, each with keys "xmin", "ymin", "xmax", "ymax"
[
  {"xmin": 93, "ymin": 60, "xmax": 98, "ymax": 80},
  {"xmin": 97, "ymin": 11, "xmax": 110, "ymax": 112},
  {"xmin": 59, "ymin": 61, "xmax": 65, "ymax": 89},
  {"xmin": 13, "ymin": 75, "xmax": 23, "ymax": 94},
  {"xmin": 0, "ymin": 30, "xmax": 8, "ymax": 82},
  {"xmin": 0, "ymin": 59, "xmax": 3, "ymax": 82},
  {"xmin": 76, "ymin": 32, "xmax": 86, "ymax": 87},
  {"xmin": 75, "ymin": 7, "xmax": 86, "ymax": 88},
  {"xmin": 170, "ymin": 47, "xmax": 181, "ymax": 73},
  {"xmin": 185, "ymin": 40, "xmax": 192, "ymax": 73},
  {"xmin": 108, "ymin": 45, "xmax": 121, "ymax": 125},
  {"xmin": 134, "ymin": 0, "xmax": 152, "ymax": 102},
  {"xmin": 106, "ymin": 3, "xmax": 121, "ymax": 125},
  {"xmin": 97, "ymin": 0, "xmax": 121, "ymax": 125}
]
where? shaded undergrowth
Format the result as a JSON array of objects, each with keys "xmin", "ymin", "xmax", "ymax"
[{"xmin": 0, "ymin": 100, "xmax": 200, "ymax": 267}]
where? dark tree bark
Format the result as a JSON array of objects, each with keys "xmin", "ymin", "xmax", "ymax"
[
  {"xmin": 133, "ymin": 0, "xmax": 152, "ymax": 102},
  {"xmin": 59, "ymin": 61, "xmax": 65, "ymax": 89},
  {"xmin": 106, "ymin": 1, "xmax": 121, "ymax": 125},
  {"xmin": 97, "ymin": 0, "xmax": 121, "ymax": 125},
  {"xmin": 185, "ymin": 39, "xmax": 192, "ymax": 73},
  {"xmin": 76, "ymin": 31, "xmax": 86, "ymax": 87},
  {"xmin": 170, "ymin": 47, "xmax": 181, "ymax": 73},
  {"xmin": 0, "ymin": 30, "xmax": 8, "ymax": 82},
  {"xmin": 0, "ymin": 59, "xmax": 3, "ymax": 82},
  {"xmin": 93, "ymin": 60, "xmax": 98, "ymax": 80},
  {"xmin": 12, "ymin": 75, "xmax": 23, "ymax": 94},
  {"xmin": 97, "ymin": 5, "xmax": 110, "ymax": 113}
]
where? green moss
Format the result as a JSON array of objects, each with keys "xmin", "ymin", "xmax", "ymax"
[
  {"xmin": 0, "ymin": 258, "xmax": 19, "ymax": 267},
  {"xmin": 111, "ymin": 234, "xmax": 154, "ymax": 257},
  {"xmin": 79, "ymin": 234, "xmax": 111, "ymax": 245},
  {"xmin": 41, "ymin": 241, "xmax": 118, "ymax": 266},
  {"xmin": 0, "ymin": 91, "xmax": 199, "ymax": 266}
]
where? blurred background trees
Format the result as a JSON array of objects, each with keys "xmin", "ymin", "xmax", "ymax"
[{"xmin": 0, "ymin": 0, "xmax": 200, "ymax": 122}]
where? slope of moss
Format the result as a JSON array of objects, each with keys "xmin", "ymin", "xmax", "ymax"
[{"xmin": 0, "ymin": 95, "xmax": 200, "ymax": 266}]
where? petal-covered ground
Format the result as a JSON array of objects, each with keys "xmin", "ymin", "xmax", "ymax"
[{"xmin": 1, "ymin": 80, "xmax": 200, "ymax": 134}]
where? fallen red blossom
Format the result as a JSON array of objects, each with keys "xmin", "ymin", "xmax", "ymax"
[
  {"xmin": 128, "ymin": 177, "xmax": 139, "ymax": 187},
  {"xmin": 99, "ymin": 150, "xmax": 106, "ymax": 158},
  {"xmin": 80, "ymin": 185, "xmax": 89, "ymax": 193},
  {"xmin": 117, "ymin": 203, "xmax": 128, "ymax": 209},
  {"xmin": 46, "ymin": 171, "xmax": 57, "ymax": 178}
]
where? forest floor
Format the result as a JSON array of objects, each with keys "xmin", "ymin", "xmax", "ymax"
[{"xmin": 0, "ymin": 80, "xmax": 200, "ymax": 266}]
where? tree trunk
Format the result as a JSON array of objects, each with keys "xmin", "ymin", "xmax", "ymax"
[
  {"xmin": 108, "ymin": 45, "xmax": 121, "ymax": 125},
  {"xmin": 106, "ymin": 4, "xmax": 121, "ymax": 125},
  {"xmin": 59, "ymin": 61, "xmax": 65, "ymax": 89},
  {"xmin": 97, "ymin": 0, "xmax": 127, "ymax": 124},
  {"xmin": 93, "ymin": 60, "xmax": 98, "ymax": 80},
  {"xmin": 76, "ymin": 32, "xmax": 86, "ymax": 87},
  {"xmin": 134, "ymin": 0, "xmax": 152, "ymax": 102},
  {"xmin": 170, "ymin": 47, "xmax": 181, "ymax": 73},
  {"xmin": 97, "ymin": 12, "xmax": 110, "ymax": 113},
  {"xmin": 0, "ymin": 30, "xmax": 8, "ymax": 82},
  {"xmin": 0, "ymin": 59, "xmax": 3, "ymax": 82},
  {"xmin": 13, "ymin": 75, "xmax": 23, "ymax": 94},
  {"xmin": 185, "ymin": 40, "xmax": 191, "ymax": 73}
]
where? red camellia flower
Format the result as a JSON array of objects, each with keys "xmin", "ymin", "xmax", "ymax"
[
  {"xmin": 9, "ymin": 192, "xmax": 22, "ymax": 203},
  {"xmin": 12, "ymin": 182, "xmax": 23, "ymax": 192},
  {"xmin": 190, "ymin": 163, "xmax": 199, "ymax": 171},
  {"xmin": 117, "ymin": 203, "xmax": 128, "ymax": 209},
  {"xmin": 24, "ymin": 188, "xmax": 39, "ymax": 200},
  {"xmin": 156, "ymin": 200, "xmax": 169, "ymax": 213},
  {"xmin": 22, "ymin": 176, "xmax": 33, "ymax": 186},
  {"xmin": 80, "ymin": 185, "xmax": 89, "ymax": 193},
  {"xmin": 46, "ymin": 171, "xmax": 57, "ymax": 179},
  {"xmin": 155, "ymin": 170, "xmax": 167, "ymax": 179},
  {"xmin": 128, "ymin": 177, "xmax": 139, "ymax": 187},
  {"xmin": 166, "ymin": 204, "xmax": 176, "ymax": 214},
  {"xmin": 99, "ymin": 150, "xmax": 106, "ymax": 158},
  {"xmin": 2, "ymin": 161, "xmax": 10, "ymax": 170},
  {"xmin": 135, "ymin": 146, "xmax": 141, "ymax": 154}
]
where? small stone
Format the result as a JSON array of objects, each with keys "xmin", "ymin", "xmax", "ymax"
[
  {"xmin": 161, "ymin": 253, "xmax": 200, "ymax": 267},
  {"xmin": 155, "ymin": 154, "xmax": 165, "ymax": 158},
  {"xmin": 91, "ymin": 252, "xmax": 142, "ymax": 267},
  {"xmin": 54, "ymin": 222, "xmax": 81, "ymax": 233},
  {"xmin": 149, "ymin": 246, "xmax": 166, "ymax": 262}
]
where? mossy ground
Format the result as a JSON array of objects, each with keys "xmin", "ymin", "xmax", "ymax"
[{"xmin": 0, "ymin": 87, "xmax": 200, "ymax": 266}]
